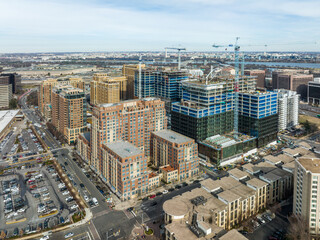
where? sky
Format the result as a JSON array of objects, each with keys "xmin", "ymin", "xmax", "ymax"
[{"xmin": 0, "ymin": 0, "xmax": 319, "ymax": 53}]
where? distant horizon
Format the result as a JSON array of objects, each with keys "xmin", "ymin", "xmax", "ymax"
[
  {"xmin": 0, "ymin": 0, "xmax": 319, "ymax": 53},
  {"xmin": 1, "ymin": 50, "xmax": 320, "ymax": 55}
]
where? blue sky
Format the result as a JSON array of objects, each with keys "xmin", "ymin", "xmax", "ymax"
[{"xmin": 0, "ymin": 0, "xmax": 319, "ymax": 52}]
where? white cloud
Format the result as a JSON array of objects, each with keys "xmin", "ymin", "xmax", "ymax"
[{"xmin": 0, "ymin": 0, "xmax": 319, "ymax": 52}]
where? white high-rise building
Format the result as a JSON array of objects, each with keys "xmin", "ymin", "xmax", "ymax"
[
  {"xmin": 294, "ymin": 157, "xmax": 320, "ymax": 237},
  {"xmin": 276, "ymin": 89, "xmax": 299, "ymax": 131}
]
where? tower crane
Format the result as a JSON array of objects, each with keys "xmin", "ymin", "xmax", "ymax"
[
  {"xmin": 165, "ymin": 47, "xmax": 186, "ymax": 70},
  {"xmin": 212, "ymin": 39, "xmax": 315, "ymax": 139},
  {"xmin": 213, "ymin": 37, "xmax": 241, "ymax": 139}
]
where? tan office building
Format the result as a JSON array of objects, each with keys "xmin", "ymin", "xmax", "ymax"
[
  {"xmin": 38, "ymin": 77, "xmax": 84, "ymax": 119},
  {"xmin": 51, "ymin": 85, "xmax": 87, "ymax": 144},
  {"xmin": 90, "ymin": 73, "xmax": 128, "ymax": 104},
  {"xmin": 294, "ymin": 157, "xmax": 320, "ymax": 237}
]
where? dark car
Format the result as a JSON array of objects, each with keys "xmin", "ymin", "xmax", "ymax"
[
  {"xmin": 80, "ymin": 183, "xmax": 85, "ymax": 189},
  {"xmin": 182, "ymin": 182, "xmax": 189, "ymax": 187},
  {"xmin": 64, "ymin": 161, "xmax": 68, "ymax": 166},
  {"xmin": 44, "ymin": 221, "xmax": 48, "ymax": 229},
  {"xmin": 150, "ymin": 201, "xmax": 157, "ymax": 206},
  {"xmin": 13, "ymin": 228, "xmax": 19, "ymax": 236},
  {"xmin": 127, "ymin": 207, "xmax": 134, "ymax": 212},
  {"xmin": 60, "ymin": 217, "xmax": 65, "ymax": 224},
  {"xmin": 175, "ymin": 185, "xmax": 181, "ymax": 189},
  {"xmin": 168, "ymin": 188, "xmax": 174, "ymax": 192},
  {"xmin": 156, "ymin": 192, "xmax": 162, "ymax": 196},
  {"xmin": 193, "ymin": 180, "xmax": 200, "ymax": 183}
]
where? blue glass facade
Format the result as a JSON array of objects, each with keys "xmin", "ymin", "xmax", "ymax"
[
  {"xmin": 134, "ymin": 70, "xmax": 188, "ymax": 100},
  {"xmin": 238, "ymin": 92, "xmax": 278, "ymax": 119}
]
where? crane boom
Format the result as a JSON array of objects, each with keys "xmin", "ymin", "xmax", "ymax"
[{"xmin": 165, "ymin": 47, "xmax": 186, "ymax": 70}]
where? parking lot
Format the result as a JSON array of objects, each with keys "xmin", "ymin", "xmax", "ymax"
[{"xmin": 0, "ymin": 161, "xmax": 80, "ymax": 238}]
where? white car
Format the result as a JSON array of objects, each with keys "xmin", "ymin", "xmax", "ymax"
[
  {"xmin": 64, "ymin": 232, "xmax": 74, "ymax": 238},
  {"xmin": 39, "ymin": 236, "xmax": 49, "ymax": 240},
  {"xmin": 84, "ymin": 195, "xmax": 89, "ymax": 202},
  {"xmin": 62, "ymin": 191, "xmax": 69, "ymax": 196},
  {"xmin": 42, "ymin": 192, "xmax": 50, "ymax": 197},
  {"xmin": 70, "ymin": 204, "xmax": 78, "ymax": 210},
  {"xmin": 162, "ymin": 190, "xmax": 168, "ymax": 194}
]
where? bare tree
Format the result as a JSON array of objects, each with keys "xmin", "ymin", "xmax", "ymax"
[{"xmin": 287, "ymin": 214, "xmax": 310, "ymax": 240}]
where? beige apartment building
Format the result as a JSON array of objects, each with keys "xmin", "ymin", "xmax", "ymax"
[
  {"xmin": 51, "ymin": 85, "xmax": 87, "ymax": 144},
  {"xmin": 38, "ymin": 77, "xmax": 84, "ymax": 120},
  {"xmin": 122, "ymin": 64, "xmax": 146, "ymax": 99},
  {"xmin": 163, "ymin": 183, "xmax": 251, "ymax": 240},
  {"xmin": 101, "ymin": 140, "xmax": 149, "ymax": 201},
  {"xmin": 89, "ymin": 98, "xmax": 166, "ymax": 175},
  {"xmin": 90, "ymin": 73, "xmax": 128, "ymax": 105},
  {"xmin": 294, "ymin": 157, "xmax": 320, "ymax": 237},
  {"xmin": 0, "ymin": 84, "xmax": 12, "ymax": 109},
  {"xmin": 151, "ymin": 129, "xmax": 199, "ymax": 181}
]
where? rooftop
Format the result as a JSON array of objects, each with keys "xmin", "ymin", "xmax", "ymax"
[
  {"xmin": 282, "ymin": 161, "xmax": 295, "ymax": 173},
  {"xmin": 163, "ymin": 199, "xmax": 189, "ymax": 217},
  {"xmin": 0, "ymin": 110, "xmax": 19, "ymax": 134},
  {"xmin": 297, "ymin": 157, "xmax": 320, "ymax": 174},
  {"xmin": 160, "ymin": 165, "xmax": 176, "ymax": 172},
  {"xmin": 259, "ymin": 171, "xmax": 282, "ymax": 183},
  {"xmin": 229, "ymin": 168, "xmax": 250, "ymax": 180},
  {"xmin": 218, "ymin": 190, "xmax": 241, "ymax": 203},
  {"xmin": 148, "ymin": 172, "xmax": 158, "ymax": 178},
  {"xmin": 283, "ymin": 147, "xmax": 310, "ymax": 157},
  {"xmin": 255, "ymin": 161, "xmax": 278, "ymax": 173},
  {"xmin": 202, "ymin": 133, "xmax": 255, "ymax": 149},
  {"xmin": 246, "ymin": 178, "xmax": 268, "ymax": 189},
  {"xmin": 219, "ymin": 229, "xmax": 248, "ymax": 240},
  {"xmin": 152, "ymin": 129, "xmax": 193, "ymax": 144},
  {"xmin": 104, "ymin": 141, "xmax": 142, "ymax": 159}
]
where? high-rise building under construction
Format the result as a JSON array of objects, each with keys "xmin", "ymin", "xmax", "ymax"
[
  {"xmin": 171, "ymin": 76, "xmax": 256, "ymax": 141},
  {"xmin": 133, "ymin": 68, "xmax": 189, "ymax": 113}
]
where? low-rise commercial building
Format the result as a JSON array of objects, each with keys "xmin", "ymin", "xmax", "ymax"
[{"xmin": 160, "ymin": 165, "xmax": 179, "ymax": 183}]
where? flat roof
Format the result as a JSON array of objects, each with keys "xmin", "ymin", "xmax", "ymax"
[
  {"xmin": 246, "ymin": 178, "xmax": 268, "ymax": 189},
  {"xmin": 255, "ymin": 161, "xmax": 277, "ymax": 173},
  {"xmin": 104, "ymin": 141, "xmax": 142, "ymax": 159},
  {"xmin": 282, "ymin": 161, "xmax": 295, "ymax": 173},
  {"xmin": 152, "ymin": 129, "xmax": 193, "ymax": 144},
  {"xmin": 229, "ymin": 168, "xmax": 250, "ymax": 180},
  {"xmin": 242, "ymin": 163, "xmax": 261, "ymax": 174},
  {"xmin": 298, "ymin": 141, "xmax": 313, "ymax": 150},
  {"xmin": 163, "ymin": 199, "xmax": 189, "ymax": 217},
  {"xmin": 0, "ymin": 110, "xmax": 19, "ymax": 134},
  {"xmin": 297, "ymin": 157, "xmax": 320, "ymax": 174},
  {"xmin": 201, "ymin": 177, "xmax": 241, "ymax": 192},
  {"xmin": 219, "ymin": 229, "xmax": 248, "ymax": 240},
  {"xmin": 229, "ymin": 184, "xmax": 256, "ymax": 200},
  {"xmin": 283, "ymin": 147, "xmax": 310, "ymax": 156},
  {"xmin": 218, "ymin": 190, "xmax": 241, "ymax": 203},
  {"xmin": 160, "ymin": 165, "xmax": 176, "ymax": 172},
  {"xmin": 259, "ymin": 171, "xmax": 282, "ymax": 182}
]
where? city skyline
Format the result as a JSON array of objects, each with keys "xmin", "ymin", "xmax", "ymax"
[{"xmin": 0, "ymin": 0, "xmax": 319, "ymax": 53}]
